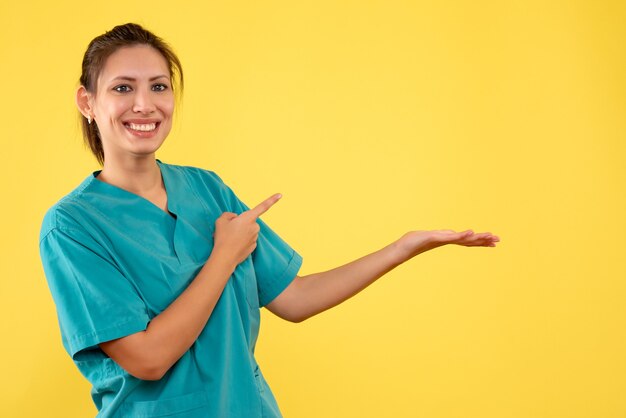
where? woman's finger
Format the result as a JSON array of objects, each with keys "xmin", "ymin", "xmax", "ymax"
[{"xmin": 245, "ymin": 193, "xmax": 282, "ymax": 219}]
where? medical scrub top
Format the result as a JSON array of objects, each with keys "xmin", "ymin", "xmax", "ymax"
[{"xmin": 39, "ymin": 160, "xmax": 303, "ymax": 418}]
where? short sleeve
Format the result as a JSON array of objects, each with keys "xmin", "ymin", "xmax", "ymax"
[
  {"xmin": 203, "ymin": 170, "xmax": 303, "ymax": 307},
  {"xmin": 39, "ymin": 226, "xmax": 150, "ymax": 359},
  {"xmin": 251, "ymin": 216, "xmax": 303, "ymax": 306}
]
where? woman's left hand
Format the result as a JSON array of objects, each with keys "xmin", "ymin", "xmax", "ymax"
[{"xmin": 396, "ymin": 229, "xmax": 500, "ymax": 261}]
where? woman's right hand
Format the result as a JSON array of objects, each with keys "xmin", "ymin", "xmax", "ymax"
[{"xmin": 212, "ymin": 193, "xmax": 282, "ymax": 266}]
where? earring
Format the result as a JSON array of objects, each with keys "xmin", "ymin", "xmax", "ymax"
[{"xmin": 87, "ymin": 115, "xmax": 92, "ymax": 125}]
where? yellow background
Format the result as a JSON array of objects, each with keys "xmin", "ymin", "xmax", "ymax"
[{"xmin": 1, "ymin": 1, "xmax": 625, "ymax": 417}]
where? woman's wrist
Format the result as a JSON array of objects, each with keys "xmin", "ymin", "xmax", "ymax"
[
  {"xmin": 393, "ymin": 230, "xmax": 438, "ymax": 262},
  {"xmin": 206, "ymin": 246, "xmax": 238, "ymax": 276},
  {"xmin": 387, "ymin": 237, "xmax": 415, "ymax": 266}
]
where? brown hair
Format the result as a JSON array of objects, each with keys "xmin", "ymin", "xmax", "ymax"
[{"xmin": 79, "ymin": 23, "xmax": 184, "ymax": 165}]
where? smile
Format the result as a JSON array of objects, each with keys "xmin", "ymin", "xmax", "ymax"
[{"xmin": 124, "ymin": 122, "xmax": 158, "ymax": 132}]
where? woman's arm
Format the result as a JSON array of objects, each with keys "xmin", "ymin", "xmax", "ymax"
[
  {"xmin": 266, "ymin": 229, "xmax": 499, "ymax": 323},
  {"xmin": 99, "ymin": 194, "xmax": 282, "ymax": 381}
]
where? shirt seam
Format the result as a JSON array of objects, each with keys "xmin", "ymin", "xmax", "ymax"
[
  {"xmin": 39, "ymin": 175, "xmax": 96, "ymax": 243},
  {"xmin": 180, "ymin": 166, "xmax": 222, "ymax": 215}
]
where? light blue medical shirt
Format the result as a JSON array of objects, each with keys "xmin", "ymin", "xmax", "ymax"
[{"xmin": 39, "ymin": 160, "xmax": 302, "ymax": 418}]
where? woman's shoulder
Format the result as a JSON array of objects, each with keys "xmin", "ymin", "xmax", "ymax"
[{"xmin": 39, "ymin": 175, "xmax": 97, "ymax": 243}]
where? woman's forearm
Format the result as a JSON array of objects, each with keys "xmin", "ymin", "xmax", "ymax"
[
  {"xmin": 142, "ymin": 248, "xmax": 237, "ymax": 376},
  {"xmin": 268, "ymin": 238, "xmax": 408, "ymax": 322}
]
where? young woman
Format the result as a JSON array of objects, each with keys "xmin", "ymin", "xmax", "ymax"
[{"xmin": 39, "ymin": 23, "xmax": 499, "ymax": 418}]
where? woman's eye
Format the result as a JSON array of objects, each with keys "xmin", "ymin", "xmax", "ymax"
[
  {"xmin": 114, "ymin": 85, "xmax": 131, "ymax": 93},
  {"xmin": 152, "ymin": 83, "xmax": 168, "ymax": 92}
]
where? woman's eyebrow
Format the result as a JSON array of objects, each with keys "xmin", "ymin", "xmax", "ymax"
[{"xmin": 110, "ymin": 75, "xmax": 169, "ymax": 82}]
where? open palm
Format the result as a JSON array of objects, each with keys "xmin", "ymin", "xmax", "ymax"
[{"xmin": 398, "ymin": 229, "xmax": 500, "ymax": 259}]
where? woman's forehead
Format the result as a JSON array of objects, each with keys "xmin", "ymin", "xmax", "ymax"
[{"xmin": 99, "ymin": 45, "xmax": 170, "ymax": 84}]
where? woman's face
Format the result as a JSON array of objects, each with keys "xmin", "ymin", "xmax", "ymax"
[{"xmin": 89, "ymin": 45, "xmax": 174, "ymax": 163}]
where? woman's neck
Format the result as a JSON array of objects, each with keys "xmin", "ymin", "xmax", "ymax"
[{"xmin": 98, "ymin": 157, "xmax": 163, "ymax": 196}]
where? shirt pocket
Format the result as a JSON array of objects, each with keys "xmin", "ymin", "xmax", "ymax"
[{"xmin": 120, "ymin": 390, "xmax": 209, "ymax": 417}]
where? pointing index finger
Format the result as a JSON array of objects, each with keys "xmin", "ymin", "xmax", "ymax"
[{"xmin": 247, "ymin": 193, "xmax": 282, "ymax": 219}]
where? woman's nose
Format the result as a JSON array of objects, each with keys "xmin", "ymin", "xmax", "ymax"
[{"xmin": 132, "ymin": 89, "xmax": 156, "ymax": 113}]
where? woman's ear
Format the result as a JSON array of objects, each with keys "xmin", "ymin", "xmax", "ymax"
[{"xmin": 76, "ymin": 86, "xmax": 94, "ymax": 120}]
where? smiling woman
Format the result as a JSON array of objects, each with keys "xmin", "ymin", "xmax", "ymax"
[
  {"xmin": 39, "ymin": 22, "xmax": 499, "ymax": 418},
  {"xmin": 76, "ymin": 23, "xmax": 182, "ymax": 166},
  {"xmin": 77, "ymin": 45, "xmax": 174, "ymax": 167}
]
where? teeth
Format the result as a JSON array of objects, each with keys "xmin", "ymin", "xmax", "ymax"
[{"xmin": 126, "ymin": 122, "xmax": 157, "ymax": 131}]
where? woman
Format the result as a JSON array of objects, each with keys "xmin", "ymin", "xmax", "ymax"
[{"xmin": 39, "ymin": 23, "xmax": 499, "ymax": 418}]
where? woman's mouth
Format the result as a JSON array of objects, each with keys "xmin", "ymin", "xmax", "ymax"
[
  {"xmin": 123, "ymin": 121, "xmax": 160, "ymax": 137},
  {"xmin": 124, "ymin": 122, "xmax": 158, "ymax": 132}
]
